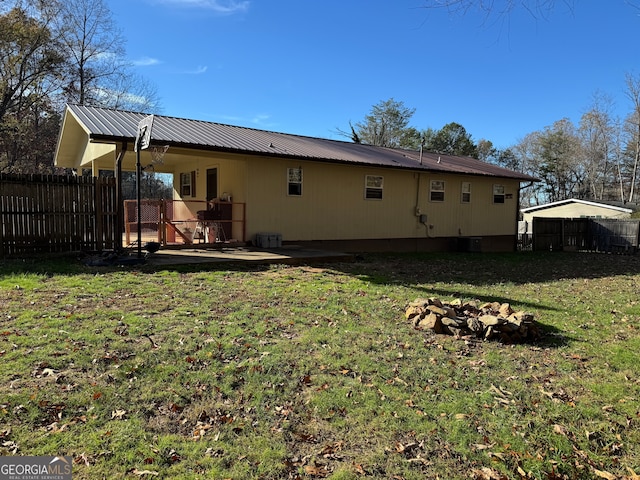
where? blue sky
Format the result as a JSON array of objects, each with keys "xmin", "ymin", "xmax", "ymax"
[{"xmin": 111, "ymin": 0, "xmax": 639, "ymax": 149}]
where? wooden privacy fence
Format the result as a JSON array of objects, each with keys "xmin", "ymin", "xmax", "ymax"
[
  {"xmin": 0, "ymin": 174, "xmax": 117, "ymax": 257},
  {"xmin": 533, "ymin": 217, "xmax": 640, "ymax": 253}
]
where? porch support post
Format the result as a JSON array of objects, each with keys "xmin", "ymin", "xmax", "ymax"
[
  {"xmin": 136, "ymin": 144, "xmax": 142, "ymax": 258},
  {"xmin": 115, "ymin": 142, "xmax": 128, "ymax": 251}
]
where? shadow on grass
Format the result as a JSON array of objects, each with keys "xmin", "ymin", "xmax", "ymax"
[
  {"xmin": 339, "ymin": 251, "xmax": 640, "ymax": 286},
  {"xmin": 1, "ymin": 251, "xmax": 584, "ymax": 349},
  {"xmin": 4, "ymin": 250, "xmax": 640, "ymax": 285},
  {"xmin": 537, "ymin": 323, "xmax": 573, "ymax": 347},
  {"xmin": 3, "ymin": 249, "xmax": 640, "ymax": 284}
]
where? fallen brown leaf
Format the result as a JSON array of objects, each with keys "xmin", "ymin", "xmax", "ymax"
[
  {"xmin": 592, "ymin": 468, "xmax": 616, "ymax": 480},
  {"xmin": 472, "ymin": 466, "xmax": 508, "ymax": 479},
  {"xmin": 304, "ymin": 464, "xmax": 329, "ymax": 477},
  {"xmin": 488, "ymin": 451, "xmax": 506, "ymax": 461},
  {"xmin": 353, "ymin": 463, "xmax": 367, "ymax": 475},
  {"xmin": 553, "ymin": 424, "xmax": 567, "ymax": 436},
  {"xmin": 626, "ymin": 467, "xmax": 640, "ymax": 480},
  {"xmin": 472, "ymin": 442, "xmax": 495, "ymax": 451},
  {"xmin": 131, "ymin": 469, "xmax": 159, "ymax": 476},
  {"xmin": 111, "ymin": 409, "xmax": 126, "ymax": 419}
]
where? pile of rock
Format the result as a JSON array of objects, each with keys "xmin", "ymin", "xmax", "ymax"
[{"xmin": 405, "ymin": 298, "xmax": 541, "ymax": 343}]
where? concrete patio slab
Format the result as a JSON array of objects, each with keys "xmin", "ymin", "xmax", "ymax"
[{"xmin": 145, "ymin": 245, "xmax": 354, "ymax": 266}]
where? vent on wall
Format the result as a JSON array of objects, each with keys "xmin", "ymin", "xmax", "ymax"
[
  {"xmin": 468, "ymin": 237, "xmax": 482, "ymax": 252},
  {"xmin": 458, "ymin": 237, "xmax": 483, "ymax": 252}
]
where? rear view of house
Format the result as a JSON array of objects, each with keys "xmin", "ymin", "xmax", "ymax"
[{"xmin": 55, "ymin": 104, "xmax": 536, "ymax": 252}]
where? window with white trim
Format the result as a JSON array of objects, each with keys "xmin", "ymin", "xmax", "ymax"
[
  {"xmin": 180, "ymin": 171, "xmax": 196, "ymax": 197},
  {"xmin": 365, "ymin": 175, "xmax": 383, "ymax": 199},
  {"xmin": 430, "ymin": 180, "xmax": 445, "ymax": 202},
  {"xmin": 493, "ymin": 184, "xmax": 505, "ymax": 204},
  {"xmin": 461, "ymin": 182, "xmax": 471, "ymax": 203},
  {"xmin": 288, "ymin": 167, "xmax": 303, "ymax": 196}
]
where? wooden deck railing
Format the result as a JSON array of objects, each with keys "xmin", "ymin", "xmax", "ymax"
[{"xmin": 123, "ymin": 199, "xmax": 246, "ymax": 247}]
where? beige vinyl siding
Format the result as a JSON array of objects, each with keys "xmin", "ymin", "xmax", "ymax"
[
  {"xmin": 171, "ymin": 153, "xmax": 248, "ymax": 240},
  {"xmin": 245, "ymin": 158, "xmax": 416, "ymax": 240},
  {"xmin": 95, "ymin": 141, "xmax": 521, "ymax": 244},
  {"xmin": 522, "ymin": 202, "xmax": 631, "ymax": 229},
  {"xmin": 207, "ymin": 155, "xmax": 248, "ymax": 204},
  {"xmin": 414, "ymin": 174, "xmax": 519, "ymax": 238},
  {"xmin": 524, "ymin": 203, "xmax": 630, "ymax": 220},
  {"xmin": 244, "ymin": 157, "xmax": 521, "ymax": 242}
]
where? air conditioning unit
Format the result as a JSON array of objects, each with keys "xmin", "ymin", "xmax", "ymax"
[{"xmin": 255, "ymin": 233, "xmax": 282, "ymax": 248}]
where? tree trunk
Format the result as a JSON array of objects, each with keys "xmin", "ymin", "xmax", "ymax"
[{"xmin": 629, "ymin": 130, "xmax": 640, "ymax": 203}]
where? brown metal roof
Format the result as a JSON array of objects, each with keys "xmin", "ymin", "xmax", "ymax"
[{"xmin": 65, "ymin": 104, "xmax": 537, "ymax": 181}]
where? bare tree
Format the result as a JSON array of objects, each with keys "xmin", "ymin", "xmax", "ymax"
[
  {"xmin": 578, "ymin": 92, "xmax": 617, "ymax": 200},
  {"xmin": 56, "ymin": 0, "xmax": 124, "ymax": 105},
  {"xmin": 612, "ymin": 119, "xmax": 627, "ymax": 203},
  {"xmin": 420, "ymin": 0, "xmax": 573, "ymax": 21},
  {"xmin": 518, "ymin": 119, "xmax": 582, "ymax": 204},
  {"xmin": 103, "ymin": 70, "xmax": 161, "ymax": 112},
  {"xmin": 512, "ymin": 131, "xmax": 543, "ymax": 205},
  {"xmin": 623, "ymin": 73, "xmax": 640, "ymax": 203},
  {"xmin": 56, "ymin": 0, "xmax": 159, "ymax": 111}
]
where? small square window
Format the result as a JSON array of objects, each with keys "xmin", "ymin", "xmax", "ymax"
[
  {"xmin": 180, "ymin": 172, "xmax": 195, "ymax": 197},
  {"xmin": 461, "ymin": 182, "xmax": 471, "ymax": 203},
  {"xmin": 365, "ymin": 175, "xmax": 383, "ymax": 199},
  {"xmin": 288, "ymin": 168, "xmax": 302, "ymax": 196},
  {"xmin": 430, "ymin": 180, "xmax": 445, "ymax": 202},
  {"xmin": 493, "ymin": 184, "xmax": 505, "ymax": 204}
]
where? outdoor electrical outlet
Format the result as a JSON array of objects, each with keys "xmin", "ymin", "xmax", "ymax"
[{"xmin": 419, "ymin": 214, "xmax": 427, "ymax": 223}]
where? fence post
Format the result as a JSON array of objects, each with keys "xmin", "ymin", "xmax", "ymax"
[{"xmin": 95, "ymin": 176, "xmax": 104, "ymax": 251}]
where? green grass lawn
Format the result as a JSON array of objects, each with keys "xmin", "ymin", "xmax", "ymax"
[{"xmin": 1, "ymin": 251, "xmax": 639, "ymax": 479}]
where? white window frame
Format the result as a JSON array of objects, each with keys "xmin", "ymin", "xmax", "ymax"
[
  {"xmin": 180, "ymin": 172, "xmax": 193, "ymax": 197},
  {"xmin": 461, "ymin": 182, "xmax": 471, "ymax": 203},
  {"xmin": 365, "ymin": 175, "xmax": 384, "ymax": 200},
  {"xmin": 493, "ymin": 184, "xmax": 505, "ymax": 204},
  {"xmin": 430, "ymin": 180, "xmax": 445, "ymax": 202},
  {"xmin": 287, "ymin": 167, "xmax": 303, "ymax": 196}
]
